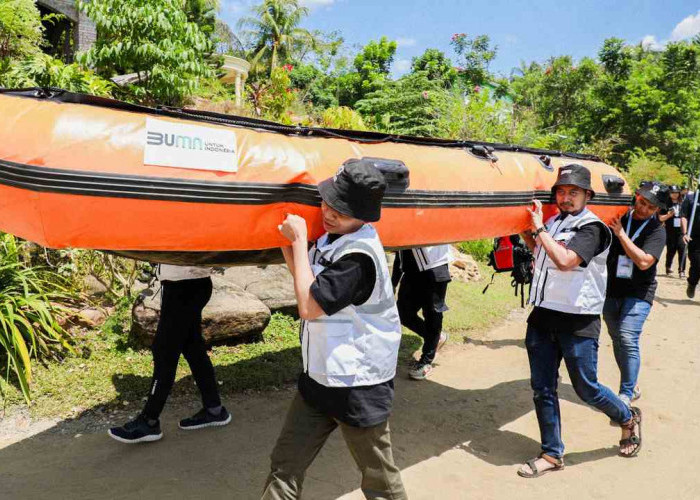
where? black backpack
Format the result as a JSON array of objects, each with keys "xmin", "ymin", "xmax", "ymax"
[{"xmin": 483, "ymin": 235, "xmax": 534, "ymax": 307}]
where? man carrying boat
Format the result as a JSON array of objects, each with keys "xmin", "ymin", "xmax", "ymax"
[
  {"xmin": 603, "ymin": 181, "xmax": 668, "ymax": 408},
  {"xmin": 392, "ymin": 245, "xmax": 451, "ymax": 380},
  {"xmin": 682, "ymin": 188, "xmax": 700, "ymax": 299},
  {"xmin": 517, "ymin": 164, "xmax": 643, "ymax": 478},
  {"xmin": 262, "ymin": 160, "xmax": 407, "ymax": 499}
]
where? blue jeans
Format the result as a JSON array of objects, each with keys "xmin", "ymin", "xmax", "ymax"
[
  {"xmin": 525, "ymin": 325, "xmax": 632, "ymax": 458},
  {"xmin": 603, "ymin": 297, "xmax": 652, "ymax": 399}
]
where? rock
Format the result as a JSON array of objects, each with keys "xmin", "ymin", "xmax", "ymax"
[
  {"xmin": 130, "ymin": 279, "xmax": 271, "ymax": 346},
  {"xmin": 83, "ymin": 275, "xmax": 108, "ymax": 298},
  {"xmin": 449, "ymin": 247, "xmax": 482, "ymax": 283},
  {"xmin": 78, "ymin": 308, "xmax": 107, "ymax": 325},
  {"xmin": 221, "ymin": 265, "xmax": 297, "ymax": 316}
]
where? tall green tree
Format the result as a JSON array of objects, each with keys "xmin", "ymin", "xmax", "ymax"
[
  {"xmin": 411, "ymin": 48, "xmax": 457, "ymax": 88},
  {"xmin": 237, "ymin": 0, "xmax": 316, "ymax": 76},
  {"xmin": 355, "ymin": 71, "xmax": 449, "ymax": 137},
  {"xmin": 0, "ymin": 0, "xmax": 44, "ymax": 59},
  {"xmin": 336, "ymin": 36, "xmax": 397, "ymax": 107},
  {"xmin": 77, "ymin": 0, "xmax": 214, "ymax": 105},
  {"xmin": 450, "ymin": 33, "xmax": 496, "ymax": 87}
]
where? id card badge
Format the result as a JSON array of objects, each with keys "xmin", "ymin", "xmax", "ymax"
[
  {"xmin": 616, "ymin": 256, "xmax": 634, "ymax": 279},
  {"xmin": 674, "ymin": 218, "xmax": 681, "ymax": 227}
]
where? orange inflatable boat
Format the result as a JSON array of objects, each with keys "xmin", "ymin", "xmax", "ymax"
[{"xmin": 0, "ymin": 88, "xmax": 631, "ymax": 265}]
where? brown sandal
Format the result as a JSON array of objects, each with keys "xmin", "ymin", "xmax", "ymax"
[
  {"xmin": 619, "ymin": 406, "xmax": 642, "ymax": 458},
  {"xmin": 517, "ymin": 453, "xmax": 565, "ymax": 478}
]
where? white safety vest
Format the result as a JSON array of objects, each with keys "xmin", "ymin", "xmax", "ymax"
[
  {"xmin": 302, "ymin": 224, "xmax": 402, "ymax": 388},
  {"xmin": 529, "ymin": 208, "xmax": 611, "ymax": 315},
  {"xmin": 400, "ymin": 245, "xmax": 451, "ymax": 272},
  {"xmin": 157, "ymin": 264, "xmax": 212, "ymax": 282}
]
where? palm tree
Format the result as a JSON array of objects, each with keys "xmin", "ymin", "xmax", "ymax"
[{"xmin": 237, "ymin": 0, "xmax": 317, "ymax": 75}]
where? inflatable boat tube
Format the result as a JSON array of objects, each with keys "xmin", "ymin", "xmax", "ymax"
[{"xmin": 0, "ymin": 88, "xmax": 631, "ymax": 265}]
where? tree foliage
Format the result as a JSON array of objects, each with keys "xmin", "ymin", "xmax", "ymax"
[
  {"xmin": 77, "ymin": 0, "xmax": 214, "ymax": 106},
  {"xmin": 238, "ymin": 0, "xmax": 316, "ymax": 76},
  {"xmin": 0, "ymin": 0, "xmax": 44, "ymax": 59},
  {"xmin": 450, "ymin": 33, "xmax": 497, "ymax": 87},
  {"xmin": 411, "ymin": 48, "xmax": 457, "ymax": 88}
]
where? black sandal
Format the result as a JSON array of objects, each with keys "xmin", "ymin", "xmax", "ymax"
[
  {"xmin": 619, "ymin": 406, "xmax": 642, "ymax": 458},
  {"xmin": 517, "ymin": 453, "xmax": 565, "ymax": 478}
]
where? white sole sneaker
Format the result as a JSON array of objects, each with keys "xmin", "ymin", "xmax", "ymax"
[
  {"xmin": 179, "ymin": 412, "xmax": 232, "ymax": 430},
  {"xmin": 108, "ymin": 429, "xmax": 163, "ymax": 443}
]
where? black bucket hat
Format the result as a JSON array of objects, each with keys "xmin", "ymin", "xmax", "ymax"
[
  {"xmin": 318, "ymin": 159, "xmax": 387, "ymax": 222},
  {"xmin": 551, "ymin": 163, "xmax": 595, "ymax": 199},
  {"xmin": 637, "ymin": 181, "xmax": 670, "ymax": 210}
]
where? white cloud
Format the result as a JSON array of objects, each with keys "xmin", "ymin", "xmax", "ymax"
[
  {"xmin": 396, "ymin": 37, "xmax": 417, "ymax": 48},
  {"xmin": 641, "ymin": 34, "xmax": 665, "ymax": 51},
  {"xmin": 641, "ymin": 9, "xmax": 700, "ymax": 51},
  {"xmin": 670, "ymin": 10, "xmax": 700, "ymax": 41},
  {"xmin": 394, "ymin": 59, "xmax": 411, "ymax": 73}
]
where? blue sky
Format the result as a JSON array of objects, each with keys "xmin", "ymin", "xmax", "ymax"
[{"xmin": 220, "ymin": 1, "xmax": 700, "ymax": 77}]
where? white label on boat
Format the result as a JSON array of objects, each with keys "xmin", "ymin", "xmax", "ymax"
[{"xmin": 144, "ymin": 117, "xmax": 238, "ymax": 172}]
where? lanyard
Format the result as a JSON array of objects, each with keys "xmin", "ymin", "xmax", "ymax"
[{"xmin": 625, "ymin": 211, "xmax": 650, "ymax": 243}]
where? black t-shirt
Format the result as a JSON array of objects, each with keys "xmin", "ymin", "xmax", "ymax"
[
  {"xmin": 527, "ymin": 218, "xmax": 608, "ymax": 338},
  {"xmin": 682, "ymin": 193, "xmax": 700, "ymax": 243},
  {"xmin": 299, "ymin": 233, "xmax": 394, "ymax": 428},
  {"xmin": 606, "ymin": 213, "xmax": 666, "ymax": 304}
]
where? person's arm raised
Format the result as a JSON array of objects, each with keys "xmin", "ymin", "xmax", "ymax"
[
  {"xmin": 279, "ymin": 215, "xmax": 325, "ymax": 320},
  {"xmin": 528, "ymin": 200, "xmax": 582, "ymax": 271}
]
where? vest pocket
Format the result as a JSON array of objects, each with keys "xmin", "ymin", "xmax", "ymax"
[
  {"xmin": 542, "ymin": 268, "xmax": 585, "ymax": 305},
  {"xmin": 307, "ymin": 319, "xmax": 359, "ymax": 377}
]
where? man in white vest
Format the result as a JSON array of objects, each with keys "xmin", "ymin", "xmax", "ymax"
[
  {"xmin": 392, "ymin": 245, "xmax": 451, "ymax": 379},
  {"xmin": 517, "ymin": 164, "xmax": 643, "ymax": 478},
  {"xmin": 109, "ymin": 265, "xmax": 230, "ymax": 443},
  {"xmin": 262, "ymin": 160, "xmax": 407, "ymax": 499}
]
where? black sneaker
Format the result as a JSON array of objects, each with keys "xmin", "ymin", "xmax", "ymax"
[
  {"xmin": 688, "ymin": 283, "xmax": 696, "ymax": 299},
  {"xmin": 179, "ymin": 406, "xmax": 231, "ymax": 430},
  {"xmin": 108, "ymin": 415, "xmax": 162, "ymax": 444}
]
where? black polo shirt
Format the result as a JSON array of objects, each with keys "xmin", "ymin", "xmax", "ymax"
[
  {"xmin": 299, "ymin": 233, "xmax": 394, "ymax": 428},
  {"xmin": 606, "ymin": 213, "xmax": 666, "ymax": 304}
]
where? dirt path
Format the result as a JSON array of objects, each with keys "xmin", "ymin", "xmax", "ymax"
[{"xmin": 1, "ymin": 274, "xmax": 699, "ymax": 499}]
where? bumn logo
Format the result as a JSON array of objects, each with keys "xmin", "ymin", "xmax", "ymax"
[{"xmin": 147, "ymin": 131, "xmax": 203, "ymax": 150}]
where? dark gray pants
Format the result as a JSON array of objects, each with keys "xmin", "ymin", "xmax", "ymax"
[{"xmin": 262, "ymin": 392, "xmax": 407, "ymax": 500}]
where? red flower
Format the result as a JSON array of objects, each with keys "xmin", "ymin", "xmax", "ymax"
[
  {"xmin": 422, "ymin": 91, "xmax": 429, "ymax": 99},
  {"xmin": 473, "ymin": 85, "xmax": 481, "ymax": 93},
  {"xmin": 283, "ymin": 64, "xmax": 294, "ymax": 72}
]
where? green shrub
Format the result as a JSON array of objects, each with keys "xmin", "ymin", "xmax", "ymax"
[
  {"xmin": 0, "ymin": 234, "xmax": 73, "ymax": 404},
  {"xmin": 0, "ymin": 53, "xmax": 113, "ymax": 96},
  {"xmin": 320, "ymin": 106, "xmax": 367, "ymax": 130},
  {"xmin": 456, "ymin": 239, "xmax": 493, "ymax": 262}
]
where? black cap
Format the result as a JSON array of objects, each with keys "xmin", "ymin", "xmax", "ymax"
[
  {"xmin": 318, "ymin": 159, "xmax": 387, "ymax": 222},
  {"xmin": 551, "ymin": 163, "xmax": 595, "ymax": 199},
  {"xmin": 669, "ymin": 185, "xmax": 681, "ymax": 193},
  {"xmin": 637, "ymin": 181, "xmax": 670, "ymax": 210}
]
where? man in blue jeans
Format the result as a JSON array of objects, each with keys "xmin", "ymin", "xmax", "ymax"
[
  {"xmin": 518, "ymin": 164, "xmax": 643, "ymax": 478},
  {"xmin": 603, "ymin": 182, "xmax": 668, "ymax": 406}
]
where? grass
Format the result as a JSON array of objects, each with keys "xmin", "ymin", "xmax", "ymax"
[{"xmin": 2, "ymin": 262, "xmax": 520, "ymax": 419}]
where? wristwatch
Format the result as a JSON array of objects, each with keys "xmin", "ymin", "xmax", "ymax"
[{"xmin": 532, "ymin": 226, "xmax": 547, "ymax": 238}]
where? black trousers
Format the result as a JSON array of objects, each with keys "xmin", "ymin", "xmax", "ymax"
[
  {"xmin": 396, "ymin": 272, "xmax": 449, "ymax": 364},
  {"xmin": 689, "ymin": 242, "xmax": 700, "ymax": 288},
  {"xmin": 665, "ymin": 232, "xmax": 687, "ymax": 272},
  {"xmin": 142, "ymin": 277, "xmax": 221, "ymax": 420}
]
